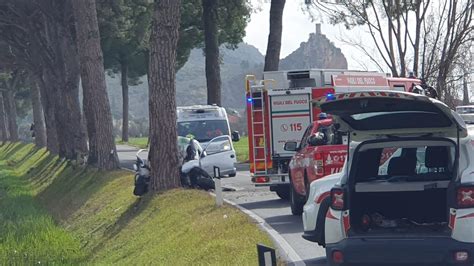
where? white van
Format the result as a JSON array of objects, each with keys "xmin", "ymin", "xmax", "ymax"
[
  {"xmin": 456, "ymin": 105, "xmax": 474, "ymax": 124},
  {"xmin": 177, "ymin": 105, "xmax": 240, "ymax": 177}
]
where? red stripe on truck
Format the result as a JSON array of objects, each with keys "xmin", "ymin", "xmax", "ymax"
[{"xmin": 271, "ymin": 114, "xmax": 310, "ymax": 118}]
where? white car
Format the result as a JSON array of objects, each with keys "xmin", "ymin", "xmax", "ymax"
[
  {"xmin": 177, "ymin": 105, "xmax": 240, "ymax": 177},
  {"xmin": 302, "ymin": 91, "xmax": 474, "ymax": 266}
]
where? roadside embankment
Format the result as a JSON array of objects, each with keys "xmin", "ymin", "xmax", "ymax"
[{"xmin": 0, "ymin": 143, "xmax": 272, "ymax": 264}]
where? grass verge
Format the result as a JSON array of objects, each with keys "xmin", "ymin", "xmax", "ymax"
[
  {"xmin": 116, "ymin": 137, "xmax": 148, "ymax": 149},
  {"xmin": 118, "ymin": 136, "xmax": 250, "ymax": 163},
  {"xmin": 234, "ymin": 136, "xmax": 249, "ymax": 163},
  {"xmin": 0, "ymin": 143, "xmax": 272, "ymax": 264}
]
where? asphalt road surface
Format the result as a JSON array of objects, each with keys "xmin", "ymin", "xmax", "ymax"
[{"xmin": 116, "ymin": 145, "xmax": 327, "ymax": 265}]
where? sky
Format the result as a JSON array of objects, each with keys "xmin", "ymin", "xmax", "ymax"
[{"xmin": 243, "ymin": 1, "xmax": 382, "ymax": 71}]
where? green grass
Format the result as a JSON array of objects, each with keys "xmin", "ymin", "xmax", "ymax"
[
  {"xmin": 117, "ymin": 137, "xmax": 148, "ymax": 149},
  {"xmin": 234, "ymin": 136, "xmax": 249, "ymax": 163},
  {"xmin": 0, "ymin": 142, "xmax": 272, "ymax": 265},
  {"xmin": 119, "ymin": 136, "xmax": 250, "ymax": 163},
  {"xmin": 0, "ymin": 144, "xmax": 85, "ymax": 264}
]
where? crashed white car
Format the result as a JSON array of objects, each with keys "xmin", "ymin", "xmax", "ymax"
[{"xmin": 302, "ymin": 91, "xmax": 474, "ymax": 266}]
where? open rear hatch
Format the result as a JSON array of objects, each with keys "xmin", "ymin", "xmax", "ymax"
[
  {"xmin": 319, "ymin": 91, "xmax": 467, "ymax": 237},
  {"xmin": 317, "ymin": 91, "xmax": 466, "ymax": 141},
  {"xmin": 348, "ymin": 140, "xmax": 455, "ymax": 236}
]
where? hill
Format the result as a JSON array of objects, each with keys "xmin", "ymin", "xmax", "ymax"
[
  {"xmin": 280, "ymin": 24, "xmax": 347, "ymax": 70},
  {"xmin": 106, "ymin": 43, "xmax": 264, "ymax": 122}
]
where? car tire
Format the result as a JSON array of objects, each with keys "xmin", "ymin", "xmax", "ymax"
[
  {"xmin": 228, "ymin": 172, "xmax": 236, "ymax": 177},
  {"xmin": 290, "ymin": 177, "xmax": 305, "ymax": 215},
  {"xmin": 275, "ymin": 186, "xmax": 290, "ymax": 200}
]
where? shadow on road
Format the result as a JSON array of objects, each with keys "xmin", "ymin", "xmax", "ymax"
[
  {"xmin": 264, "ymin": 214, "xmax": 305, "ymax": 234},
  {"xmin": 120, "ymin": 160, "xmax": 135, "ymax": 170},
  {"xmin": 298, "ymin": 257, "xmax": 327, "ymax": 266},
  {"xmin": 238, "ymin": 198, "xmax": 288, "ymax": 210}
]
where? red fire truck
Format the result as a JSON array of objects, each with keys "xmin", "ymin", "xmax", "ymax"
[{"xmin": 245, "ymin": 69, "xmax": 423, "ymax": 200}]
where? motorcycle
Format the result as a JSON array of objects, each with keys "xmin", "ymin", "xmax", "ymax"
[
  {"xmin": 180, "ymin": 138, "xmax": 215, "ymax": 190},
  {"xmin": 132, "ymin": 139, "xmax": 216, "ymax": 196},
  {"xmin": 133, "ymin": 149, "xmax": 151, "ymax": 196}
]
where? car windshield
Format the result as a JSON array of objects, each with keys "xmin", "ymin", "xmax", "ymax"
[{"xmin": 177, "ymin": 120, "xmax": 229, "ymax": 142}]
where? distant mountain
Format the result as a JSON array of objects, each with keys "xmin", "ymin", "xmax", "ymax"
[
  {"xmin": 106, "ymin": 43, "xmax": 264, "ymax": 122},
  {"xmin": 106, "ymin": 27, "xmax": 348, "ymax": 124},
  {"xmin": 280, "ymin": 24, "xmax": 347, "ymax": 70},
  {"xmin": 175, "ymin": 43, "xmax": 264, "ymax": 108}
]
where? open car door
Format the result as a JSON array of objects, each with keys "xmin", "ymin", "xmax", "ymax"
[{"xmin": 200, "ymin": 135, "xmax": 236, "ymax": 176}]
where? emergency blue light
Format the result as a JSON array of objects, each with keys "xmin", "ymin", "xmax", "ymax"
[
  {"xmin": 247, "ymin": 98, "xmax": 253, "ymax": 103},
  {"xmin": 326, "ymin": 93, "xmax": 335, "ymax": 100}
]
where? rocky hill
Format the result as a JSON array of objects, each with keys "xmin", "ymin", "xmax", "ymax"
[{"xmin": 280, "ymin": 24, "xmax": 347, "ymax": 70}]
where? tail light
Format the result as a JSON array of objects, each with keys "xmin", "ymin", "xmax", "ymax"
[
  {"xmin": 313, "ymin": 153, "xmax": 324, "ymax": 176},
  {"xmin": 457, "ymin": 186, "xmax": 474, "ymax": 208},
  {"xmin": 332, "ymin": 250, "xmax": 344, "ymax": 263},
  {"xmin": 454, "ymin": 251, "xmax": 469, "ymax": 262},
  {"xmin": 253, "ymin": 176, "xmax": 269, "ymax": 183},
  {"xmin": 330, "ymin": 187, "xmax": 345, "ymax": 210}
]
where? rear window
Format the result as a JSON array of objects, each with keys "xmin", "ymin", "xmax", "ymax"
[
  {"xmin": 351, "ymin": 111, "xmax": 438, "ymax": 121},
  {"xmin": 354, "ymin": 144, "xmax": 454, "ymax": 182}
]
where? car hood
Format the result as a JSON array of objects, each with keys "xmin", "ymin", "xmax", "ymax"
[{"xmin": 317, "ymin": 91, "xmax": 467, "ymax": 141}]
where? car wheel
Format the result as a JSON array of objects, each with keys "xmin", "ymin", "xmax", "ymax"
[
  {"xmin": 275, "ymin": 186, "xmax": 290, "ymax": 200},
  {"xmin": 290, "ymin": 177, "xmax": 304, "ymax": 215},
  {"xmin": 229, "ymin": 172, "xmax": 236, "ymax": 177}
]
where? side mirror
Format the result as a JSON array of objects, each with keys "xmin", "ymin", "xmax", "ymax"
[
  {"xmin": 232, "ymin": 131, "xmax": 240, "ymax": 142},
  {"xmin": 308, "ymin": 133, "xmax": 326, "ymax": 146},
  {"xmin": 284, "ymin": 141, "xmax": 298, "ymax": 151}
]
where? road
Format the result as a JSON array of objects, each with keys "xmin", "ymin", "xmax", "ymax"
[{"xmin": 117, "ymin": 145, "xmax": 327, "ymax": 265}]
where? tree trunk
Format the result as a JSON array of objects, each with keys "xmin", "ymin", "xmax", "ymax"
[
  {"xmin": 0, "ymin": 95, "xmax": 8, "ymax": 142},
  {"xmin": 44, "ymin": 62, "xmax": 86, "ymax": 159},
  {"xmin": 37, "ymin": 74, "xmax": 59, "ymax": 154},
  {"xmin": 31, "ymin": 82, "xmax": 47, "ymax": 148},
  {"xmin": 3, "ymin": 90, "xmax": 18, "ymax": 141},
  {"xmin": 264, "ymin": 0, "xmax": 286, "ymax": 71},
  {"xmin": 39, "ymin": 13, "xmax": 88, "ymax": 160},
  {"xmin": 121, "ymin": 62, "xmax": 129, "ymax": 142},
  {"xmin": 412, "ymin": 1, "xmax": 422, "ymax": 77},
  {"xmin": 202, "ymin": 0, "xmax": 221, "ymax": 106},
  {"xmin": 148, "ymin": 0, "xmax": 181, "ymax": 191},
  {"xmin": 72, "ymin": 0, "xmax": 119, "ymax": 170},
  {"xmin": 463, "ymin": 73, "xmax": 469, "ymax": 105}
]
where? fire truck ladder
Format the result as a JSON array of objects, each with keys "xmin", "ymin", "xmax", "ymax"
[{"xmin": 247, "ymin": 77, "xmax": 272, "ymax": 176}]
